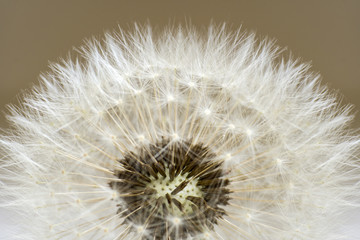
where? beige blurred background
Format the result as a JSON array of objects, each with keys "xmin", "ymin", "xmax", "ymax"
[{"xmin": 0, "ymin": 0, "xmax": 360, "ymax": 129}]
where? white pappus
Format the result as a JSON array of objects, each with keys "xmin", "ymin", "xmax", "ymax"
[{"xmin": 0, "ymin": 24, "xmax": 360, "ymax": 240}]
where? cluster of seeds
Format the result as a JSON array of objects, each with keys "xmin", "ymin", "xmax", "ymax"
[{"xmin": 109, "ymin": 138, "xmax": 230, "ymax": 239}]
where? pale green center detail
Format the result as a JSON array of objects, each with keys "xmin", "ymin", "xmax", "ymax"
[{"xmin": 148, "ymin": 169, "xmax": 203, "ymax": 216}]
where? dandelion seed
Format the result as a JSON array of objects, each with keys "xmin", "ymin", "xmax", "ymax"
[{"xmin": 1, "ymin": 24, "xmax": 360, "ymax": 240}]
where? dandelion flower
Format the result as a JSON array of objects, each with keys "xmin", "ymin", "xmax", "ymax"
[{"xmin": 1, "ymin": 24, "xmax": 360, "ymax": 240}]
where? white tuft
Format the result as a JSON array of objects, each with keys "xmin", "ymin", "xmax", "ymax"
[{"xmin": 1, "ymin": 24, "xmax": 360, "ymax": 239}]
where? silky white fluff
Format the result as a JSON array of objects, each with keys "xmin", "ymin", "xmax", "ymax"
[{"xmin": 1, "ymin": 24, "xmax": 360, "ymax": 240}]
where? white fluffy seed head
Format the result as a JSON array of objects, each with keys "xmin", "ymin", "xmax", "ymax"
[{"xmin": 1, "ymin": 24, "xmax": 360, "ymax": 240}]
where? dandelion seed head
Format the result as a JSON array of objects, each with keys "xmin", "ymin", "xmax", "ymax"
[{"xmin": 0, "ymin": 24, "xmax": 360, "ymax": 240}]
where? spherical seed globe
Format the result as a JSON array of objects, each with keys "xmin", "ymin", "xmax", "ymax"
[{"xmin": 1, "ymin": 25, "xmax": 360, "ymax": 240}]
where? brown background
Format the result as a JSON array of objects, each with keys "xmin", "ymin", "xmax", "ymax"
[{"xmin": 1, "ymin": 0, "xmax": 360, "ymax": 128}]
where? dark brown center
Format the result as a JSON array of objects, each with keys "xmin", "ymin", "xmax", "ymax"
[{"xmin": 109, "ymin": 138, "xmax": 230, "ymax": 239}]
